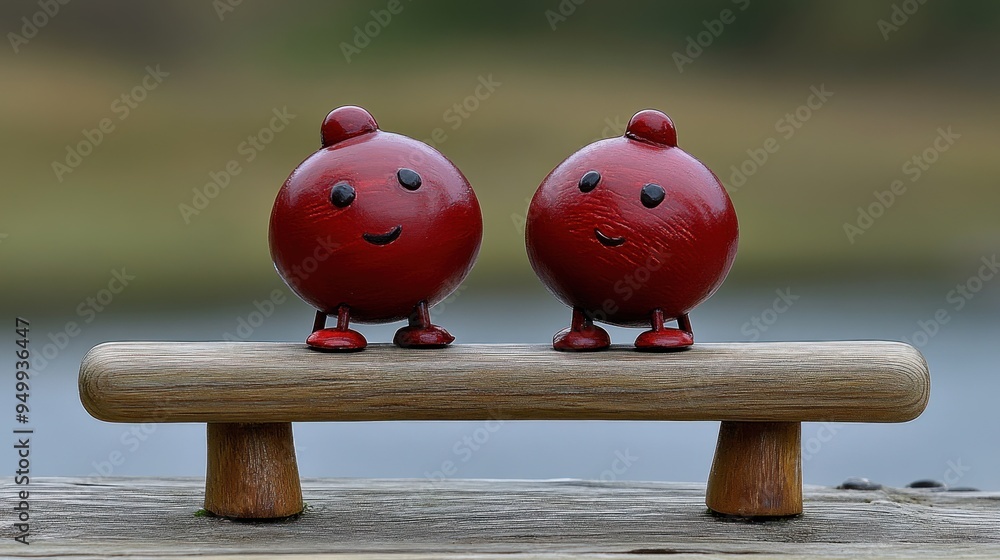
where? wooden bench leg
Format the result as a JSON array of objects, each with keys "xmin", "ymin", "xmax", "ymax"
[
  {"xmin": 204, "ymin": 422, "xmax": 303, "ymax": 519},
  {"xmin": 705, "ymin": 421, "xmax": 802, "ymax": 518}
]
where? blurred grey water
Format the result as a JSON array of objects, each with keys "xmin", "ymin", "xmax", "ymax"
[{"xmin": 17, "ymin": 279, "xmax": 1000, "ymax": 490}]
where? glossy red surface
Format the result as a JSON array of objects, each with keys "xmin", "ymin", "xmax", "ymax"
[
  {"xmin": 269, "ymin": 106, "xmax": 482, "ymax": 348},
  {"xmin": 526, "ymin": 109, "xmax": 738, "ymax": 349}
]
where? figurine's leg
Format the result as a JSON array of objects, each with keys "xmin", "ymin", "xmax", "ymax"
[
  {"xmin": 553, "ymin": 307, "xmax": 611, "ymax": 352},
  {"xmin": 306, "ymin": 305, "xmax": 367, "ymax": 352},
  {"xmin": 393, "ymin": 300, "xmax": 455, "ymax": 348},
  {"xmin": 311, "ymin": 309, "xmax": 327, "ymax": 333},
  {"xmin": 634, "ymin": 309, "xmax": 694, "ymax": 351}
]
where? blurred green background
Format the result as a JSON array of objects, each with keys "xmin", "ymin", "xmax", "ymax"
[
  {"xmin": 3, "ymin": 0, "xmax": 999, "ymax": 309},
  {"xmin": 4, "ymin": 1, "xmax": 1000, "ymax": 488}
]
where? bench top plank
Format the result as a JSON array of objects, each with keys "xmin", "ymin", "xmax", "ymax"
[
  {"xmin": 79, "ymin": 341, "xmax": 929, "ymax": 423},
  {"xmin": 4, "ymin": 477, "xmax": 997, "ymax": 558}
]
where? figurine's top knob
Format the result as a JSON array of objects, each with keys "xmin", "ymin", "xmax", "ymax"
[
  {"xmin": 625, "ymin": 109, "xmax": 677, "ymax": 147},
  {"xmin": 321, "ymin": 105, "xmax": 379, "ymax": 147}
]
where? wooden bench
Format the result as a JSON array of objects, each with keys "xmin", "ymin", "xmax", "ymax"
[{"xmin": 79, "ymin": 341, "xmax": 929, "ymax": 520}]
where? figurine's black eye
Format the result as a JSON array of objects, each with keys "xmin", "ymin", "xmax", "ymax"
[
  {"xmin": 397, "ymin": 168, "xmax": 422, "ymax": 190},
  {"xmin": 330, "ymin": 182, "xmax": 356, "ymax": 208},
  {"xmin": 578, "ymin": 170, "xmax": 601, "ymax": 193},
  {"xmin": 641, "ymin": 183, "xmax": 665, "ymax": 208}
]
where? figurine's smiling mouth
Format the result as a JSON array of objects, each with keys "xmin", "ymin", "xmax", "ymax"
[
  {"xmin": 595, "ymin": 228, "xmax": 626, "ymax": 247},
  {"xmin": 362, "ymin": 225, "xmax": 402, "ymax": 246}
]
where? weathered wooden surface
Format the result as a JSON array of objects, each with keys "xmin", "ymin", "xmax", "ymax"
[
  {"xmin": 2, "ymin": 477, "xmax": 998, "ymax": 558},
  {"xmin": 80, "ymin": 341, "xmax": 929, "ymax": 423}
]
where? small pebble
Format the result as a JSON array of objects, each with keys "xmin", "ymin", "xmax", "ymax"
[
  {"xmin": 907, "ymin": 479, "xmax": 946, "ymax": 490},
  {"xmin": 838, "ymin": 477, "xmax": 882, "ymax": 491},
  {"xmin": 947, "ymin": 486, "xmax": 980, "ymax": 492}
]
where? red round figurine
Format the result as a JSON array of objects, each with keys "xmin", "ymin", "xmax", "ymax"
[
  {"xmin": 525, "ymin": 109, "xmax": 738, "ymax": 351},
  {"xmin": 269, "ymin": 106, "xmax": 482, "ymax": 351}
]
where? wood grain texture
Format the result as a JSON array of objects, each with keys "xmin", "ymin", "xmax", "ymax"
[
  {"xmin": 204, "ymin": 422, "xmax": 303, "ymax": 518},
  {"xmin": 706, "ymin": 421, "xmax": 802, "ymax": 516},
  {"xmin": 79, "ymin": 341, "xmax": 929, "ymax": 424},
  {"xmin": 2, "ymin": 477, "xmax": 998, "ymax": 558}
]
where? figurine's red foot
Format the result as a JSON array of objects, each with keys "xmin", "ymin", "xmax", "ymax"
[
  {"xmin": 553, "ymin": 325, "xmax": 611, "ymax": 351},
  {"xmin": 394, "ymin": 300, "xmax": 455, "ymax": 348},
  {"xmin": 634, "ymin": 328, "xmax": 693, "ymax": 351},
  {"xmin": 554, "ymin": 307, "xmax": 611, "ymax": 351},
  {"xmin": 393, "ymin": 324, "xmax": 455, "ymax": 348},
  {"xmin": 634, "ymin": 310, "xmax": 693, "ymax": 351},
  {"xmin": 306, "ymin": 328, "xmax": 367, "ymax": 352}
]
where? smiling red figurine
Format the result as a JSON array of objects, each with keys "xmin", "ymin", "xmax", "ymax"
[
  {"xmin": 269, "ymin": 106, "xmax": 482, "ymax": 351},
  {"xmin": 526, "ymin": 109, "xmax": 738, "ymax": 351}
]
